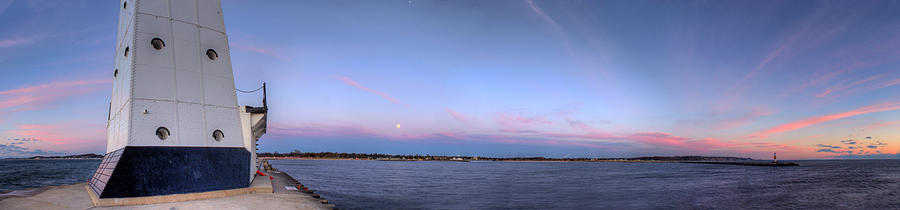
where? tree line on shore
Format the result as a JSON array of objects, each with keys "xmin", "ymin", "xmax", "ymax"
[{"xmin": 257, "ymin": 150, "xmax": 754, "ymax": 162}]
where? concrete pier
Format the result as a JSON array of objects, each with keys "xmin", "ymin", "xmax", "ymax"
[{"xmin": 0, "ymin": 161, "xmax": 332, "ymax": 209}]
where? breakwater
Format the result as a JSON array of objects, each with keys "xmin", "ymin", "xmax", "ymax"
[{"xmin": 682, "ymin": 161, "xmax": 799, "ymax": 166}]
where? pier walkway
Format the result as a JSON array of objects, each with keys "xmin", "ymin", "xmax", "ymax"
[{"xmin": 0, "ymin": 166, "xmax": 332, "ymax": 209}]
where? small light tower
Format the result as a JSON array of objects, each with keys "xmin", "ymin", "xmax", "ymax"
[{"xmin": 773, "ymin": 152, "xmax": 778, "ymax": 163}]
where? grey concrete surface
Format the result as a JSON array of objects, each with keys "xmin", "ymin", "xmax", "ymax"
[{"xmin": 0, "ymin": 181, "xmax": 330, "ymax": 210}]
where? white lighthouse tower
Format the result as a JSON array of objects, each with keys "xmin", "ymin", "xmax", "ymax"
[{"xmin": 89, "ymin": 0, "xmax": 266, "ymax": 198}]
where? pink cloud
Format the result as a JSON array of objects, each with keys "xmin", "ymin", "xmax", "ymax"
[
  {"xmin": 543, "ymin": 119, "xmax": 796, "ymax": 153},
  {"xmin": 861, "ymin": 120, "xmax": 900, "ymax": 131},
  {"xmin": 337, "ymin": 76, "xmax": 403, "ymax": 105},
  {"xmin": 445, "ymin": 108, "xmax": 473, "ymax": 123},
  {"xmin": 815, "ymin": 74, "xmax": 886, "ymax": 98},
  {"xmin": 0, "ymin": 79, "xmax": 110, "ymax": 115},
  {"xmin": 525, "ymin": 0, "xmax": 561, "ymax": 34},
  {"xmin": 499, "ymin": 129, "xmax": 539, "ymax": 134},
  {"xmin": 879, "ymin": 78, "xmax": 900, "ymax": 89},
  {"xmin": 0, "ymin": 38, "xmax": 31, "ymax": 48},
  {"xmin": 798, "ymin": 62, "xmax": 868, "ymax": 92},
  {"xmin": 495, "ymin": 112, "xmax": 552, "ymax": 129},
  {"xmin": 711, "ymin": 107, "xmax": 774, "ymax": 130},
  {"xmin": 524, "ymin": 0, "xmax": 575, "ymax": 56},
  {"xmin": 543, "ymin": 131, "xmax": 701, "ymax": 149},
  {"xmin": 849, "ymin": 76, "xmax": 900, "ymax": 96},
  {"xmin": 0, "ymin": 79, "xmax": 109, "ymax": 95},
  {"xmin": 4, "ymin": 121, "xmax": 106, "ymax": 154},
  {"xmin": 266, "ymin": 120, "xmax": 798, "ymax": 158},
  {"xmin": 791, "ymin": 31, "xmax": 900, "ymax": 96},
  {"xmin": 717, "ymin": 32, "xmax": 799, "ymax": 111},
  {"xmin": 432, "ymin": 132, "xmax": 461, "ymax": 140},
  {"xmin": 267, "ymin": 122, "xmax": 383, "ymax": 139},
  {"xmin": 231, "ymin": 43, "xmax": 284, "ymax": 60},
  {"xmin": 487, "ymin": 137, "xmax": 610, "ymax": 150},
  {"xmin": 753, "ymin": 101, "xmax": 900, "ymax": 138},
  {"xmin": 815, "ymin": 89, "xmax": 833, "ymax": 98}
]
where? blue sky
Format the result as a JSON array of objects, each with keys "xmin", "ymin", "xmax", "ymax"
[{"xmin": 2, "ymin": 0, "xmax": 900, "ymax": 159}]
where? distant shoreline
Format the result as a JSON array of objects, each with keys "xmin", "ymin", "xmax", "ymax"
[
  {"xmin": 1, "ymin": 153, "xmax": 104, "ymax": 160},
  {"xmin": 260, "ymin": 157, "xmax": 799, "ymax": 166},
  {"xmin": 260, "ymin": 156, "xmax": 748, "ymax": 163},
  {"xmin": 2, "ymin": 158, "xmax": 102, "ymax": 160},
  {"xmin": 258, "ymin": 152, "xmax": 758, "ymax": 162}
]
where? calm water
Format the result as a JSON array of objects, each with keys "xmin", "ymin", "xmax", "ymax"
[
  {"xmin": 0, "ymin": 159, "xmax": 100, "ymax": 193},
  {"xmin": 271, "ymin": 159, "xmax": 900, "ymax": 209},
  {"xmin": 3, "ymin": 159, "xmax": 900, "ymax": 209}
]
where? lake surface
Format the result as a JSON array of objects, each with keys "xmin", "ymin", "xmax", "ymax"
[
  {"xmin": 0, "ymin": 159, "xmax": 100, "ymax": 193},
  {"xmin": 4, "ymin": 159, "xmax": 900, "ymax": 209},
  {"xmin": 270, "ymin": 159, "xmax": 900, "ymax": 209}
]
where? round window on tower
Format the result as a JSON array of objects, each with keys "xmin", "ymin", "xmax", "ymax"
[
  {"xmin": 212, "ymin": 130, "xmax": 224, "ymax": 142},
  {"xmin": 156, "ymin": 127, "xmax": 170, "ymax": 140},
  {"xmin": 124, "ymin": 47, "xmax": 129, "ymax": 57},
  {"xmin": 113, "ymin": 69, "xmax": 118, "ymax": 77},
  {"xmin": 151, "ymin": 38, "xmax": 165, "ymax": 50},
  {"xmin": 206, "ymin": 49, "xmax": 218, "ymax": 60}
]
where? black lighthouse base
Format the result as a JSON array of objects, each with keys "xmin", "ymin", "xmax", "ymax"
[{"xmin": 88, "ymin": 146, "xmax": 250, "ymax": 198}]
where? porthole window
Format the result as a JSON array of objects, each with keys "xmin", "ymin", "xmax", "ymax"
[
  {"xmin": 114, "ymin": 69, "xmax": 118, "ymax": 77},
  {"xmin": 124, "ymin": 47, "xmax": 129, "ymax": 57},
  {"xmin": 212, "ymin": 130, "xmax": 224, "ymax": 142},
  {"xmin": 156, "ymin": 127, "xmax": 170, "ymax": 140},
  {"xmin": 151, "ymin": 38, "xmax": 165, "ymax": 50},
  {"xmin": 206, "ymin": 49, "xmax": 218, "ymax": 60}
]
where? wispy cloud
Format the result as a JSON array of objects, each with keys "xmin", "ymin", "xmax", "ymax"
[
  {"xmin": 752, "ymin": 101, "xmax": 900, "ymax": 138},
  {"xmin": 525, "ymin": 0, "xmax": 562, "ymax": 35},
  {"xmin": 861, "ymin": 120, "xmax": 900, "ymax": 131},
  {"xmin": 495, "ymin": 112, "xmax": 552, "ymax": 129},
  {"xmin": 0, "ymin": 79, "xmax": 109, "ymax": 115},
  {"xmin": 524, "ymin": 0, "xmax": 574, "ymax": 55},
  {"xmin": 0, "ymin": 38, "xmax": 31, "ymax": 48},
  {"xmin": 0, "ymin": 0, "xmax": 13, "ymax": 16},
  {"xmin": 337, "ymin": 76, "xmax": 403, "ymax": 106},
  {"xmin": 231, "ymin": 43, "xmax": 285, "ymax": 60},
  {"xmin": 712, "ymin": 107, "xmax": 774, "ymax": 130},
  {"xmin": 266, "ymin": 118, "xmax": 794, "ymax": 158},
  {"xmin": 815, "ymin": 89, "xmax": 833, "ymax": 98},
  {"xmin": 0, "ymin": 79, "xmax": 109, "ymax": 95},
  {"xmin": 6, "ymin": 122, "xmax": 104, "ymax": 145},
  {"xmin": 815, "ymin": 74, "xmax": 882, "ymax": 98},
  {"xmin": 446, "ymin": 108, "xmax": 473, "ymax": 123},
  {"xmin": 267, "ymin": 122, "xmax": 383, "ymax": 139},
  {"xmin": 717, "ymin": 29, "xmax": 801, "ymax": 111},
  {"xmin": 810, "ymin": 73, "xmax": 900, "ymax": 99}
]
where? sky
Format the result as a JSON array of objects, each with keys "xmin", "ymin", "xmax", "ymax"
[{"xmin": 1, "ymin": 0, "xmax": 900, "ymax": 159}]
